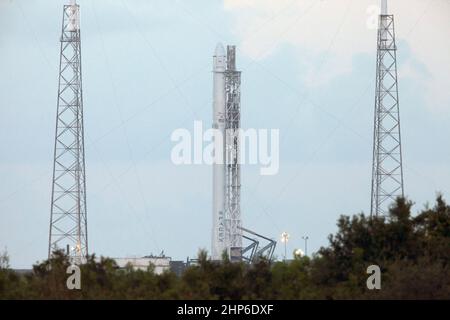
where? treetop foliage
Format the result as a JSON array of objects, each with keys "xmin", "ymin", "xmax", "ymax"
[{"xmin": 1, "ymin": 196, "xmax": 449, "ymax": 299}]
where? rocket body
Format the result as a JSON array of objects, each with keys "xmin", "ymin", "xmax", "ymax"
[{"xmin": 212, "ymin": 43, "xmax": 226, "ymax": 260}]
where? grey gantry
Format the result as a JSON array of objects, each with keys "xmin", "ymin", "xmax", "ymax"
[{"xmin": 224, "ymin": 46, "xmax": 243, "ymax": 261}]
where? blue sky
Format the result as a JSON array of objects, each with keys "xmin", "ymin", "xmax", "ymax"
[{"xmin": 1, "ymin": 0, "xmax": 449, "ymax": 268}]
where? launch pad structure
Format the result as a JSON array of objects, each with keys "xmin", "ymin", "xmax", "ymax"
[
  {"xmin": 211, "ymin": 43, "xmax": 243, "ymax": 262},
  {"xmin": 211, "ymin": 43, "xmax": 276, "ymax": 263},
  {"xmin": 240, "ymin": 227, "xmax": 276, "ymax": 263}
]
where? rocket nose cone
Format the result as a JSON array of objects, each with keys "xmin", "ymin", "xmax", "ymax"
[{"xmin": 214, "ymin": 43, "xmax": 225, "ymax": 56}]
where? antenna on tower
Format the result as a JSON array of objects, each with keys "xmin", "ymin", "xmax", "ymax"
[
  {"xmin": 48, "ymin": 1, "xmax": 88, "ymax": 264},
  {"xmin": 381, "ymin": 0, "xmax": 387, "ymax": 15},
  {"xmin": 370, "ymin": 1, "xmax": 404, "ymax": 217}
]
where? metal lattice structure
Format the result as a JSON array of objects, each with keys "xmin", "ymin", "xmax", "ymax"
[
  {"xmin": 370, "ymin": 10, "xmax": 404, "ymax": 217},
  {"xmin": 224, "ymin": 46, "xmax": 242, "ymax": 261},
  {"xmin": 239, "ymin": 226, "xmax": 276, "ymax": 263},
  {"xmin": 48, "ymin": 2, "xmax": 88, "ymax": 264}
]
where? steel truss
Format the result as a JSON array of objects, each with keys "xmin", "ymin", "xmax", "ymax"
[
  {"xmin": 224, "ymin": 46, "xmax": 242, "ymax": 261},
  {"xmin": 370, "ymin": 14, "xmax": 404, "ymax": 216},
  {"xmin": 239, "ymin": 227, "xmax": 276, "ymax": 263},
  {"xmin": 48, "ymin": 3, "xmax": 88, "ymax": 264}
]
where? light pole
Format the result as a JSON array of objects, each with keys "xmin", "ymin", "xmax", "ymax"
[
  {"xmin": 281, "ymin": 232, "xmax": 290, "ymax": 261},
  {"xmin": 302, "ymin": 236, "xmax": 309, "ymax": 256}
]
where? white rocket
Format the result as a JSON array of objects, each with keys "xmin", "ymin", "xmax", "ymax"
[{"xmin": 212, "ymin": 43, "xmax": 226, "ymax": 260}]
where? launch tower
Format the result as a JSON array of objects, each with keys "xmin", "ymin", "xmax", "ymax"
[{"xmin": 212, "ymin": 44, "xmax": 242, "ymax": 261}]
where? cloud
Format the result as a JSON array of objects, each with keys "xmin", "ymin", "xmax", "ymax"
[{"xmin": 224, "ymin": 0, "xmax": 450, "ymax": 111}]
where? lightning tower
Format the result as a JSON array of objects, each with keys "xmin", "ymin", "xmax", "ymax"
[
  {"xmin": 212, "ymin": 44, "xmax": 242, "ymax": 261},
  {"xmin": 370, "ymin": 0, "xmax": 404, "ymax": 216},
  {"xmin": 48, "ymin": 0, "xmax": 88, "ymax": 263}
]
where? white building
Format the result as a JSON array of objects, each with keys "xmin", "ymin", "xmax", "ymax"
[{"xmin": 112, "ymin": 256, "xmax": 171, "ymax": 275}]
